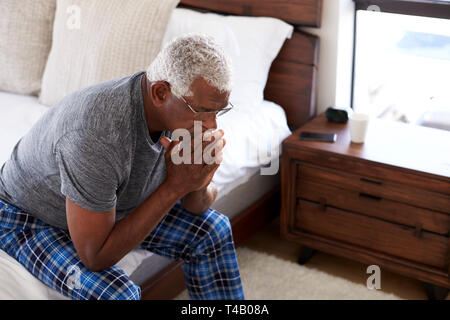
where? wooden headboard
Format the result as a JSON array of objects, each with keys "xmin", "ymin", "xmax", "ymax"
[{"xmin": 179, "ymin": 0, "xmax": 322, "ymax": 129}]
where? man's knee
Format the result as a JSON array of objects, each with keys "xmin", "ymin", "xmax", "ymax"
[
  {"xmin": 64, "ymin": 261, "xmax": 141, "ymax": 300},
  {"xmin": 196, "ymin": 209, "xmax": 234, "ymax": 250},
  {"xmin": 114, "ymin": 282, "xmax": 141, "ymax": 300},
  {"xmin": 94, "ymin": 276, "xmax": 141, "ymax": 300}
]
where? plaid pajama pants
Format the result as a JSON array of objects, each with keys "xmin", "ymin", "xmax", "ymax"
[{"xmin": 0, "ymin": 198, "xmax": 244, "ymax": 300}]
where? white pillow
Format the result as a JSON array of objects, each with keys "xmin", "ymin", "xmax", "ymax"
[
  {"xmin": 162, "ymin": 8, "xmax": 293, "ymax": 107},
  {"xmin": 162, "ymin": 10, "xmax": 240, "ymax": 57},
  {"xmin": 0, "ymin": 0, "xmax": 56, "ymax": 95},
  {"xmin": 40, "ymin": 0, "xmax": 179, "ymax": 106}
]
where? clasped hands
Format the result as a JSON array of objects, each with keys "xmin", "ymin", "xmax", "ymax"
[{"xmin": 160, "ymin": 128, "xmax": 226, "ymax": 214}]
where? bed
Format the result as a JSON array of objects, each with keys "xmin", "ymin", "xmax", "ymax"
[{"xmin": 0, "ymin": 0, "xmax": 321, "ymax": 300}]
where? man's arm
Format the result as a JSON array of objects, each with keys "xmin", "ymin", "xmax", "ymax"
[
  {"xmin": 66, "ymin": 180, "xmax": 182, "ymax": 272},
  {"xmin": 181, "ymin": 182, "xmax": 218, "ymax": 215},
  {"xmin": 67, "ymin": 136, "xmax": 224, "ymax": 272}
]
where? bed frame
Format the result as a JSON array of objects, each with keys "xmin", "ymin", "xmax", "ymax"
[{"xmin": 140, "ymin": 0, "xmax": 322, "ymax": 299}]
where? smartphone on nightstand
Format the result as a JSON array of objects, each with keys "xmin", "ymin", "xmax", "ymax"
[{"xmin": 299, "ymin": 131, "xmax": 337, "ymax": 143}]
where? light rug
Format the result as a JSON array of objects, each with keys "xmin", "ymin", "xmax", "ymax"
[{"xmin": 175, "ymin": 246, "xmax": 401, "ymax": 300}]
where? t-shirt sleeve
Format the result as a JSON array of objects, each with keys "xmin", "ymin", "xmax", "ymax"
[{"xmin": 55, "ymin": 130, "xmax": 124, "ymax": 213}]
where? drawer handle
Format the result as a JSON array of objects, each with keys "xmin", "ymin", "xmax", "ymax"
[
  {"xmin": 318, "ymin": 197, "xmax": 327, "ymax": 212},
  {"xmin": 414, "ymin": 223, "xmax": 423, "ymax": 238},
  {"xmin": 359, "ymin": 193, "xmax": 382, "ymax": 201},
  {"xmin": 360, "ymin": 178, "xmax": 382, "ymax": 186}
]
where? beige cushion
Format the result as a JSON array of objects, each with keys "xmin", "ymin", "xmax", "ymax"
[
  {"xmin": 0, "ymin": 0, "xmax": 56, "ymax": 95},
  {"xmin": 40, "ymin": 0, "xmax": 179, "ymax": 106}
]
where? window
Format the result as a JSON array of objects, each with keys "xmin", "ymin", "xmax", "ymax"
[{"xmin": 352, "ymin": 0, "xmax": 450, "ymax": 131}]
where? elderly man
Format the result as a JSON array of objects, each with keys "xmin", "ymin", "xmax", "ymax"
[{"xmin": 0, "ymin": 35, "xmax": 244, "ymax": 300}]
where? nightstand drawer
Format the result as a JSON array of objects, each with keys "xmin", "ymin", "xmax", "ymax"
[
  {"xmin": 292, "ymin": 148, "xmax": 450, "ymax": 196},
  {"xmin": 296, "ymin": 163, "xmax": 450, "ymax": 214},
  {"xmin": 294, "ymin": 199, "xmax": 449, "ymax": 270},
  {"xmin": 296, "ymin": 179, "xmax": 450, "ymax": 235}
]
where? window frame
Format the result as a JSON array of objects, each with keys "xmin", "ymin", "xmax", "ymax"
[{"xmin": 354, "ymin": 0, "xmax": 450, "ymax": 20}]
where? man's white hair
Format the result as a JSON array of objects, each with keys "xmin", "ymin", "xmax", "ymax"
[{"xmin": 146, "ymin": 34, "xmax": 233, "ymax": 98}]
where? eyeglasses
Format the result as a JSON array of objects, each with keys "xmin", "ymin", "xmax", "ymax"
[{"xmin": 180, "ymin": 96, "xmax": 234, "ymax": 117}]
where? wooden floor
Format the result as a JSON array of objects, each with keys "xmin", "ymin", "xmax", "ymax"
[{"xmin": 243, "ymin": 216, "xmax": 440, "ymax": 300}]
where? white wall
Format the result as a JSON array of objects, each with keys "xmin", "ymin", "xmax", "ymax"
[{"xmin": 302, "ymin": 0, "xmax": 355, "ymax": 115}]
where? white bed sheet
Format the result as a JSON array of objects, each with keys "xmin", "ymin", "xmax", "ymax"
[
  {"xmin": 213, "ymin": 99, "xmax": 290, "ymax": 198},
  {"xmin": 0, "ymin": 91, "xmax": 290, "ymax": 299}
]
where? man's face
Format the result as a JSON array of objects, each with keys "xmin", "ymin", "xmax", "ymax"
[{"xmin": 166, "ymin": 77, "xmax": 230, "ymax": 133}]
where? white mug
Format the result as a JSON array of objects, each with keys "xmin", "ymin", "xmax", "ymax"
[{"xmin": 349, "ymin": 113, "xmax": 369, "ymax": 143}]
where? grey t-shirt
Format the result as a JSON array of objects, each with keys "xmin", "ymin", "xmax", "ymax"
[{"xmin": 0, "ymin": 71, "xmax": 170, "ymax": 230}]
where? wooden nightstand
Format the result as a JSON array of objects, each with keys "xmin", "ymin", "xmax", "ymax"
[{"xmin": 281, "ymin": 113, "xmax": 450, "ymax": 299}]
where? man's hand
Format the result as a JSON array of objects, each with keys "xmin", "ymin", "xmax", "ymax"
[{"xmin": 160, "ymin": 129, "xmax": 226, "ymax": 198}]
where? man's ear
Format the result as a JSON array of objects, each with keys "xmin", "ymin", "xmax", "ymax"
[{"xmin": 150, "ymin": 81, "xmax": 171, "ymax": 107}]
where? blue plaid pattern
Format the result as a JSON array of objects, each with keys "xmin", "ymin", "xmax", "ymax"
[
  {"xmin": 139, "ymin": 202, "xmax": 245, "ymax": 300},
  {"xmin": 0, "ymin": 198, "xmax": 244, "ymax": 300}
]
